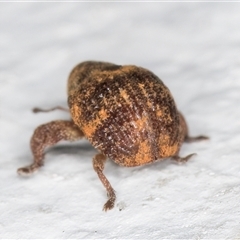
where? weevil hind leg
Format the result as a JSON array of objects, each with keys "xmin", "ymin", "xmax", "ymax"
[
  {"xmin": 17, "ymin": 120, "xmax": 84, "ymax": 176},
  {"xmin": 184, "ymin": 135, "xmax": 209, "ymax": 143},
  {"xmin": 93, "ymin": 153, "xmax": 116, "ymax": 211},
  {"xmin": 171, "ymin": 153, "xmax": 196, "ymax": 164}
]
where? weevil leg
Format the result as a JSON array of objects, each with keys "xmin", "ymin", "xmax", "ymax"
[
  {"xmin": 17, "ymin": 120, "xmax": 84, "ymax": 176},
  {"xmin": 171, "ymin": 153, "xmax": 196, "ymax": 164},
  {"xmin": 32, "ymin": 106, "xmax": 69, "ymax": 113},
  {"xmin": 184, "ymin": 135, "xmax": 209, "ymax": 143},
  {"xmin": 93, "ymin": 153, "xmax": 116, "ymax": 211}
]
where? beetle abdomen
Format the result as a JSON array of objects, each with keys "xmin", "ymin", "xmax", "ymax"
[{"xmin": 68, "ymin": 62, "xmax": 181, "ymax": 167}]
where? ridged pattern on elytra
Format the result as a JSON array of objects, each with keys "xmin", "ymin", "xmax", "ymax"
[
  {"xmin": 67, "ymin": 61, "xmax": 121, "ymax": 96},
  {"xmin": 68, "ymin": 61, "xmax": 181, "ymax": 167}
]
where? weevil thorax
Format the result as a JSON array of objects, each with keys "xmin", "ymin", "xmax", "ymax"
[{"xmin": 68, "ymin": 61, "xmax": 182, "ymax": 167}]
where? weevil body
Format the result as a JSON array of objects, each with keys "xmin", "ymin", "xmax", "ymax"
[{"xmin": 18, "ymin": 61, "xmax": 208, "ymax": 211}]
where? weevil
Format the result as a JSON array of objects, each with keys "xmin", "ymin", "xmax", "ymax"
[{"xmin": 18, "ymin": 61, "xmax": 208, "ymax": 211}]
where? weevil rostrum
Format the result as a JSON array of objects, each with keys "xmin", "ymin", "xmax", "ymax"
[{"xmin": 18, "ymin": 61, "xmax": 208, "ymax": 211}]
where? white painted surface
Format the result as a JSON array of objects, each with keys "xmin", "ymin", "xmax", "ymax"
[{"xmin": 1, "ymin": 2, "xmax": 240, "ymax": 239}]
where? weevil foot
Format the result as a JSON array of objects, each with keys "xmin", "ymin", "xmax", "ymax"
[
  {"xmin": 103, "ymin": 190, "xmax": 116, "ymax": 211},
  {"xmin": 17, "ymin": 163, "xmax": 42, "ymax": 176}
]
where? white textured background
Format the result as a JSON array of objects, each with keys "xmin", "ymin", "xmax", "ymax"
[{"xmin": 1, "ymin": 2, "xmax": 240, "ymax": 239}]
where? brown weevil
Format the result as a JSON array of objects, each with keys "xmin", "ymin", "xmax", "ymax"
[{"xmin": 18, "ymin": 61, "xmax": 208, "ymax": 211}]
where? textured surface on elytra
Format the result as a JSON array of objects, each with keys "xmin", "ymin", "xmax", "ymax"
[
  {"xmin": 1, "ymin": 3, "xmax": 240, "ymax": 239},
  {"xmin": 68, "ymin": 62, "xmax": 182, "ymax": 167}
]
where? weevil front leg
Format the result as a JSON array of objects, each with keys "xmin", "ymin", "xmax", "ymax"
[
  {"xmin": 93, "ymin": 153, "xmax": 116, "ymax": 211},
  {"xmin": 17, "ymin": 120, "xmax": 84, "ymax": 176},
  {"xmin": 32, "ymin": 106, "xmax": 69, "ymax": 113}
]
